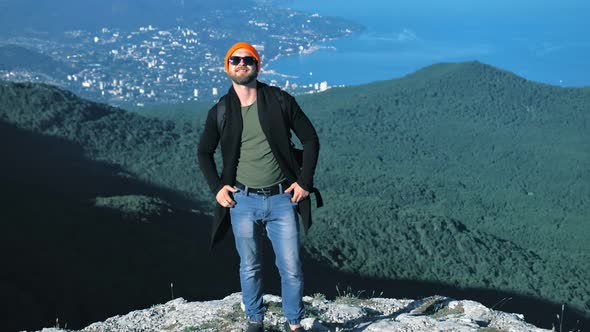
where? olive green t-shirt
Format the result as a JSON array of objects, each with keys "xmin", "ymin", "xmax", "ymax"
[{"xmin": 236, "ymin": 101, "xmax": 285, "ymax": 188}]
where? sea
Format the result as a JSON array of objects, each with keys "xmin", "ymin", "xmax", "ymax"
[{"xmin": 265, "ymin": 0, "xmax": 590, "ymax": 88}]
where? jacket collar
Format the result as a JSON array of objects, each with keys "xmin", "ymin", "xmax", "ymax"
[{"xmin": 224, "ymin": 81, "xmax": 273, "ymax": 137}]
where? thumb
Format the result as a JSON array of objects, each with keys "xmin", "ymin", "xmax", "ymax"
[
  {"xmin": 228, "ymin": 185, "xmax": 239, "ymax": 192},
  {"xmin": 284, "ymin": 183, "xmax": 295, "ymax": 193}
]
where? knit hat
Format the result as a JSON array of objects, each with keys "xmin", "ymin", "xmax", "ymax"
[{"xmin": 224, "ymin": 42, "xmax": 261, "ymax": 74}]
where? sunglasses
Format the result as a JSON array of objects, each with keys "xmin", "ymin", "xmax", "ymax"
[{"xmin": 228, "ymin": 56, "xmax": 257, "ymax": 66}]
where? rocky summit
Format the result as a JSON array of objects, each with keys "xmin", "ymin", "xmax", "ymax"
[{"xmin": 37, "ymin": 292, "xmax": 550, "ymax": 332}]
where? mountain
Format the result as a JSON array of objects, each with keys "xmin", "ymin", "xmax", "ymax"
[
  {"xmin": 142, "ymin": 61, "xmax": 590, "ymax": 329},
  {"xmin": 0, "ymin": 80, "xmax": 428, "ymax": 332},
  {"xmin": 37, "ymin": 293, "xmax": 553, "ymax": 332},
  {"xmin": 297, "ymin": 61, "xmax": 589, "ymax": 261},
  {"xmin": 0, "ymin": 45, "xmax": 71, "ymax": 77},
  {"xmin": 292, "ymin": 61, "xmax": 590, "ymax": 327},
  {"xmin": 297, "ymin": 61, "xmax": 589, "ymax": 283},
  {"xmin": 0, "ymin": 81, "xmax": 244, "ymax": 332},
  {"xmin": 1, "ymin": 61, "xmax": 589, "ymax": 331},
  {"xmin": 0, "ymin": 80, "xmax": 207, "ymax": 203}
]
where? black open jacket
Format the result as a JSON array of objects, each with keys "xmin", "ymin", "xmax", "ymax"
[{"xmin": 197, "ymin": 81, "xmax": 320, "ymax": 247}]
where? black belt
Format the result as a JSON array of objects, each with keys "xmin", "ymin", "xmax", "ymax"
[{"xmin": 235, "ymin": 180, "xmax": 288, "ymax": 196}]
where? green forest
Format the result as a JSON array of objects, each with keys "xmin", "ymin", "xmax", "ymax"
[{"xmin": 1, "ymin": 61, "xmax": 588, "ymax": 331}]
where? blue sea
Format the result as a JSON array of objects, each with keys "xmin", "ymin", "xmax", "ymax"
[{"xmin": 266, "ymin": 0, "xmax": 590, "ymax": 88}]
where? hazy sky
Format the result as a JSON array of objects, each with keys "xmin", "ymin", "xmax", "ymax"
[
  {"xmin": 270, "ymin": 0, "xmax": 590, "ymax": 86},
  {"xmin": 288, "ymin": 0, "xmax": 590, "ymax": 19},
  {"xmin": 286, "ymin": 0, "xmax": 589, "ymax": 33}
]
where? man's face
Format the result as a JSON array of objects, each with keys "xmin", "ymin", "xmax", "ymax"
[{"xmin": 227, "ymin": 48, "xmax": 258, "ymax": 85}]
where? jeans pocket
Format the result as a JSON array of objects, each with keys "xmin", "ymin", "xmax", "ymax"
[
  {"xmin": 232, "ymin": 187, "xmax": 244, "ymax": 197},
  {"xmin": 284, "ymin": 193, "xmax": 298, "ymax": 206}
]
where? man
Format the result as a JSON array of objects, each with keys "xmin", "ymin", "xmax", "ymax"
[{"xmin": 197, "ymin": 42, "xmax": 320, "ymax": 332}]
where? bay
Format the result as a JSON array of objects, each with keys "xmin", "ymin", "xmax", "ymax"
[{"xmin": 266, "ymin": 0, "xmax": 590, "ymax": 87}]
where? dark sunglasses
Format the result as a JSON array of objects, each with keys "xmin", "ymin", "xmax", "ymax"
[{"xmin": 228, "ymin": 56, "xmax": 257, "ymax": 66}]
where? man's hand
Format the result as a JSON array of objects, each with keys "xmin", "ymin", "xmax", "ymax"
[
  {"xmin": 284, "ymin": 182, "xmax": 309, "ymax": 203},
  {"xmin": 216, "ymin": 185, "xmax": 238, "ymax": 208}
]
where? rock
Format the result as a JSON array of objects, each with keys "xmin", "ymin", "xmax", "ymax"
[
  {"xmin": 324, "ymin": 303, "xmax": 366, "ymax": 323},
  {"xmin": 31, "ymin": 292, "xmax": 551, "ymax": 332},
  {"xmin": 301, "ymin": 318, "xmax": 329, "ymax": 331},
  {"xmin": 263, "ymin": 294, "xmax": 283, "ymax": 304}
]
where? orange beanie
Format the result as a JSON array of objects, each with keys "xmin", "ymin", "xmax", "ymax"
[{"xmin": 224, "ymin": 42, "xmax": 261, "ymax": 74}]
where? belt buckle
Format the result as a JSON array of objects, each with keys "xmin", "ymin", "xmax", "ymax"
[{"xmin": 257, "ymin": 187, "xmax": 272, "ymax": 196}]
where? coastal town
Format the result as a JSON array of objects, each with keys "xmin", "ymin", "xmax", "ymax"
[{"xmin": 0, "ymin": 5, "xmax": 361, "ymax": 106}]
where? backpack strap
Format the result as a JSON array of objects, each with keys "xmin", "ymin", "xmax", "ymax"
[
  {"xmin": 215, "ymin": 95, "xmax": 227, "ymax": 135},
  {"xmin": 269, "ymin": 87, "xmax": 293, "ymax": 141},
  {"xmin": 272, "ymin": 87, "xmax": 287, "ymax": 118}
]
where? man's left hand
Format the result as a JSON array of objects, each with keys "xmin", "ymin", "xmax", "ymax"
[{"xmin": 284, "ymin": 182, "xmax": 309, "ymax": 203}]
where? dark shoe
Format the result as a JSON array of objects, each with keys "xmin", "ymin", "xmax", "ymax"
[
  {"xmin": 284, "ymin": 321, "xmax": 305, "ymax": 332},
  {"xmin": 246, "ymin": 321, "xmax": 264, "ymax": 332}
]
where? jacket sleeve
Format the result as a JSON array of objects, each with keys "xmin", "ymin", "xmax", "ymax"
[
  {"xmin": 197, "ymin": 105, "xmax": 224, "ymax": 195},
  {"xmin": 287, "ymin": 94, "xmax": 320, "ymax": 192}
]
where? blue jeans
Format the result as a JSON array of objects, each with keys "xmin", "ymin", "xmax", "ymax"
[{"xmin": 230, "ymin": 187, "xmax": 304, "ymax": 325}]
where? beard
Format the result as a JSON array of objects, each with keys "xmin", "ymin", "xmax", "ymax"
[{"xmin": 229, "ymin": 66, "xmax": 258, "ymax": 85}]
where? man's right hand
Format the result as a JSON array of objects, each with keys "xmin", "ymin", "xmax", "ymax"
[{"xmin": 216, "ymin": 185, "xmax": 238, "ymax": 208}]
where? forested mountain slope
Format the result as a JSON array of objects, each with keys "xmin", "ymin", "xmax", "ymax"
[
  {"xmin": 1, "ymin": 61, "xmax": 588, "ymax": 330},
  {"xmin": 133, "ymin": 61, "xmax": 590, "ymax": 321},
  {"xmin": 0, "ymin": 81, "xmax": 207, "ymax": 202},
  {"xmin": 0, "ymin": 81, "xmax": 221, "ymax": 331},
  {"xmin": 293, "ymin": 61, "xmax": 589, "ymax": 316}
]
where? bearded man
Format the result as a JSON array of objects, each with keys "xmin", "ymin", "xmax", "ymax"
[{"xmin": 197, "ymin": 42, "xmax": 321, "ymax": 332}]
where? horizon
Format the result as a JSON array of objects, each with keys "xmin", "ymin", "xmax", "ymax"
[
  {"xmin": 271, "ymin": 0, "xmax": 590, "ymax": 88},
  {"xmin": 1, "ymin": 0, "xmax": 589, "ymax": 108}
]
